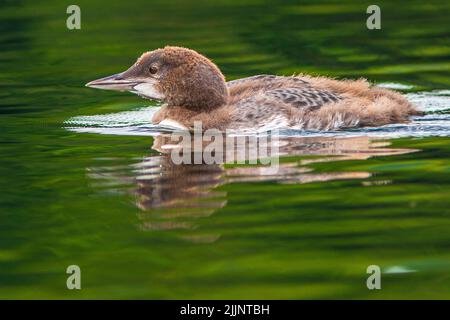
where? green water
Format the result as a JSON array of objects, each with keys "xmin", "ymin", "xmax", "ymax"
[{"xmin": 1, "ymin": 0, "xmax": 449, "ymax": 299}]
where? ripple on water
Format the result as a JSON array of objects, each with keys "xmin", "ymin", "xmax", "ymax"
[{"xmin": 65, "ymin": 88, "xmax": 450, "ymax": 138}]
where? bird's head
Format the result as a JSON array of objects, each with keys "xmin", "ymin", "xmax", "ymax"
[{"xmin": 86, "ymin": 46, "xmax": 228, "ymax": 110}]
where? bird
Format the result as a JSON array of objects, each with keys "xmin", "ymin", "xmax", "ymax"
[{"xmin": 86, "ymin": 46, "xmax": 421, "ymax": 132}]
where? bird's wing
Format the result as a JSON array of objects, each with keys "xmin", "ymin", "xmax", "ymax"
[
  {"xmin": 264, "ymin": 87, "xmax": 341, "ymax": 110},
  {"xmin": 230, "ymin": 87, "xmax": 341, "ymax": 130},
  {"xmin": 227, "ymin": 76, "xmax": 339, "ymax": 110}
]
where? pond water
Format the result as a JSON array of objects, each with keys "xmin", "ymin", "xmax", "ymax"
[{"xmin": 0, "ymin": 0, "xmax": 449, "ymax": 299}]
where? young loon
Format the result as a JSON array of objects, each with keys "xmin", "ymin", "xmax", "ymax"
[{"xmin": 86, "ymin": 46, "xmax": 421, "ymax": 131}]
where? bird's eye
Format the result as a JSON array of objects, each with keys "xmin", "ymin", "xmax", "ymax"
[{"xmin": 149, "ymin": 65, "xmax": 158, "ymax": 74}]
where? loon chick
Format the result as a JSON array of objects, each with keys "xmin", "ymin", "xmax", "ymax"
[{"xmin": 86, "ymin": 46, "xmax": 421, "ymax": 131}]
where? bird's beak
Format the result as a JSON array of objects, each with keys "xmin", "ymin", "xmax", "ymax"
[
  {"xmin": 85, "ymin": 72, "xmax": 137, "ymax": 91},
  {"xmin": 86, "ymin": 72, "xmax": 164, "ymax": 101}
]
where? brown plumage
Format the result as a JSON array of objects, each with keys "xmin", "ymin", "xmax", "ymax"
[{"xmin": 86, "ymin": 46, "xmax": 421, "ymax": 131}]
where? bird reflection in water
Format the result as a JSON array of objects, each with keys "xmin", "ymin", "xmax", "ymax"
[{"xmin": 87, "ymin": 134, "xmax": 416, "ymax": 242}]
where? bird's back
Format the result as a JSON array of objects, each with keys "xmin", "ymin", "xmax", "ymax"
[{"xmin": 226, "ymin": 75, "xmax": 420, "ymax": 131}]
